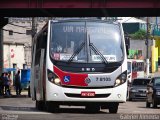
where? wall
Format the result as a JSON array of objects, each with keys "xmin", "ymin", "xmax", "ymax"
[
  {"xmin": 129, "ymin": 39, "xmax": 153, "ymax": 59},
  {"xmin": 3, "ymin": 17, "xmax": 47, "ymax": 68},
  {"xmin": 3, "ymin": 43, "xmax": 25, "ymax": 69}
]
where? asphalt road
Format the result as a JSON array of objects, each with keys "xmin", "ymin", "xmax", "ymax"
[{"xmin": 0, "ymin": 97, "xmax": 160, "ymax": 120}]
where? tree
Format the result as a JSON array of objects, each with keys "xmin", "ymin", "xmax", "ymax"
[{"xmin": 130, "ymin": 29, "xmax": 147, "ymax": 40}]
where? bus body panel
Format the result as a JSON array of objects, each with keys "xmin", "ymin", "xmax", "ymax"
[
  {"xmin": 31, "ymin": 19, "xmax": 128, "ymax": 112},
  {"xmin": 53, "ymin": 65, "xmax": 122, "ymax": 87},
  {"xmin": 45, "ymin": 55, "xmax": 127, "ymax": 102}
]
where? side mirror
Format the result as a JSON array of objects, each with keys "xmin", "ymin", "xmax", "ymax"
[
  {"xmin": 126, "ymin": 45, "xmax": 129, "ymax": 55},
  {"xmin": 124, "ymin": 34, "xmax": 130, "ymax": 55}
]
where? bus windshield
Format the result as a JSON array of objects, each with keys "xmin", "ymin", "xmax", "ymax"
[{"xmin": 50, "ymin": 21, "xmax": 124, "ymax": 63}]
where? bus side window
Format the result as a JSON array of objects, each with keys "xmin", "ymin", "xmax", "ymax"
[
  {"xmin": 35, "ymin": 35, "xmax": 41, "ymax": 65},
  {"xmin": 132, "ymin": 63, "xmax": 135, "ymax": 72},
  {"xmin": 142, "ymin": 62, "xmax": 144, "ymax": 71},
  {"xmin": 42, "ymin": 31, "xmax": 47, "ymax": 61},
  {"xmin": 35, "ymin": 31, "xmax": 47, "ymax": 65},
  {"xmin": 138, "ymin": 63, "xmax": 140, "ymax": 71}
]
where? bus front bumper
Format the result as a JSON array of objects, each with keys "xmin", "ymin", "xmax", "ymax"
[{"xmin": 46, "ymin": 81, "xmax": 127, "ymax": 103}]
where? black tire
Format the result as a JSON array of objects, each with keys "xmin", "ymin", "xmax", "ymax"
[
  {"xmin": 45, "ymin": 102, "xmax": 59, "ymax": 113},
  {"xmin": 128, "ymin": 97, "xmax": 132, "ymax": 101},
  {"xmin": 36, "ymin": 101, "xmax": 45, "ymax": 111},
  {"xmin": 85, "ymin": 105, "xmax": 100, "ymax": 113},
  {"xmin": 108, "ymin": 103, "xmax": 119, "ymax": 114},
  {"xmin": 152, "ymin": 99, "xmax": 157, "ymax": 108},
  {"xmin": 146, "ymin": 101, "xmax": 150, "ymax": 108}
]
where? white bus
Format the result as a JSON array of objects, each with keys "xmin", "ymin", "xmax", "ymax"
[
  {"xmin": 31, "ymin": 18, "xmax": 128, "ymax": 113},
  {"xmin": 127, "ymin": 59, "xmax": 145, "ymax": 83}
]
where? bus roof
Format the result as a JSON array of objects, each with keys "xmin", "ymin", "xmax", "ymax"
[{"xmin": 50, "ymin": 18, "xmax": 120, "ymax": 24}]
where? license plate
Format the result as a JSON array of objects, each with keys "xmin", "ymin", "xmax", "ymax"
[
  {"xmin": 81, "ymin": 91, "xmax": 95, "ymax": 97},
  {"xmin": 140, "ymin": 93, "xmax": 146, "ymax": 96}
]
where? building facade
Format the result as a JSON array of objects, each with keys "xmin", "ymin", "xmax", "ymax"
[{"xmin": 3, "ymin": 17, "xmax": 47, "ymax": 70}]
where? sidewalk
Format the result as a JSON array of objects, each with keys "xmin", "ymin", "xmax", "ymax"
[{"xmin": 0, "ymin": 90, "xmax": 29, "ymax": 99}]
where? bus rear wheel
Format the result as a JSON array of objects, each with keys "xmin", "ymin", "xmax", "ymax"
[{"xmin": 108, "ymin": 103, "xmax": 119, "ymax": 113}]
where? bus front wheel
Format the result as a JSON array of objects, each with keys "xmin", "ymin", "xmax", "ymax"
[
  {"xmin": 36, "ymin": 101, "xmax": 45, "ymax": 111},
  {"xmin": 108, "ymin": 103, "xmax": 119, "ymax": 113},
  {"xmin": 85, "ymin": 105, "xmax": 100, "ymax": 113},
  {"xmin": 45, "ymin": 102, "xmax": 59, "ymax": 112}
]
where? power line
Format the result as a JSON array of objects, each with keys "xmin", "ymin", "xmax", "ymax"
[{"xmin": 8, "ymin": 23, "xmax": 31, "ymax": 29}]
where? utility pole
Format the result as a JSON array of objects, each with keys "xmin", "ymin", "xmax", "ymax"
[
  {"xmin": 0, "ymin": 28, "xmax": 3, "ymax": 75},
  {"xmin": 31, "ymin": 17, "xmax": 37, "ymax": 63},
  {"xmin": 146, "ymin": 17, "xmax": 150, "ymax": 77},
  {"xmin": 0, "ymin": 18, "xmax": 8, "ymax": 74},
  {"xmin": 32, "ymin": 17, "xmax": 37, "ymax": 43}
]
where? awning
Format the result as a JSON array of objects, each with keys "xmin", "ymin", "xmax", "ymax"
[{"xmin": 3, "ymin": 68, "xmax": 16, "ymax": 72}]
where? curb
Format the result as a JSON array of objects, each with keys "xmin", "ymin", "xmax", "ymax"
[{"xmin": 0, "ymin": 95, "xmax": 29, "ymax": 98}]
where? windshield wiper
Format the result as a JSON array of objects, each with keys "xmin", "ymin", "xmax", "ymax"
[
  {"xmin": 89, "ymin": 42, "xmax": 108, "ymax": 65},
  {"xmin": 68, "ymin": 42, "xmax": 85, "ymax": 63}
]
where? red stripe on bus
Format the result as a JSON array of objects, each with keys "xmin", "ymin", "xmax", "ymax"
[
  {"xmin": 53, "ymin": 66, "xmax": 88, "ymax": 86},
  {"xmin": 132, "ymin": 72, "xmax": 137, "ymax": 80}
]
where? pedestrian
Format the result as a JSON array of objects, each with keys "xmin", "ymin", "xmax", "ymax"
[
  {"xmin": 0, "ymin": 73, "xmax": 5, "ymax": 95},
  {"xmin": 28, "ymin": 81, "xmax": 31, "ymax": 97},
  {"xmin": 7, "ymin": 73, "xmax": 12, "ymax": 95},
  {"xmin": 4, "ymin": 72, "xmax": 10, "ymax": 95},
  {"xmin": 15, "ymin": 70, "xmax": 21, "ymax": 95}
]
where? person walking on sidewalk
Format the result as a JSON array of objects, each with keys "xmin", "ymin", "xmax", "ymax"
[
  {"xmin": 15, "ymin": 70, "xmax": 21, "ymax": 95},
  {"xmin": 4, "ymin": 72, "xmax": 10, "ymax": 95},
  {"xmin": 7, "ymin": 73, "xmax": 12, "ymax": 95}
]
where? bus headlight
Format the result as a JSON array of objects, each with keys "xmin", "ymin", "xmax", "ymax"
[
  {"xmin": 115, "ymin": 79, "xmax": 121, "ymax": 86},
  {"xmin": 54, "ymin": 78, "xmax": 61, "ymax": 85},
  {"xmin": 47, "ymin": 69, "xmax": 61, "ymax": 86},
  {"xmin": 114, "ymin": 70, "xmax": 127, "ymax": 87}
]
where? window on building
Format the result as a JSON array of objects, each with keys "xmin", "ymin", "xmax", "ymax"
[
  {"xmin": 9, "ymin": 30, "xmax": 13, "ymax": 35},
  {"xmin": 26, "ymin": 30, "xmax": 32, "ymax": 35}
]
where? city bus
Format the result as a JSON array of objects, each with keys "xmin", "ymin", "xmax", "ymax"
[
  {"xmin": 127, "ymin": 59, "xmax": 145, "ymax": 83},
  {"xmin": 31, "ymin": 18, "xmax": 128, "ymax": 113}
]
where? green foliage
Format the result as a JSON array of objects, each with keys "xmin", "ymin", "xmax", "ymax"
[{"xmin": 130, "ymin": 29, "xmax": 147, "ymax": 40}]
